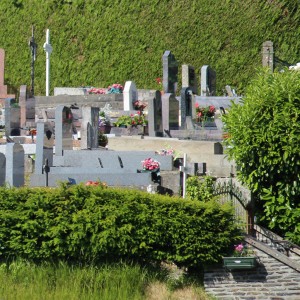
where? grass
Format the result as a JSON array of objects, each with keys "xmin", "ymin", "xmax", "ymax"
[{"xmin": 0, "ymin": 259, "xmax": 212, "ymax": 300}]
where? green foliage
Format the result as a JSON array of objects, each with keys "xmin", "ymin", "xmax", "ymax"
[
  {"xmin": 0, "ymin": 185, "xmax": 241, "ymax": 268},
  {"xmin": 1, "ymin": 1, "xmax": 300, "ymax": 96},
  {"xmin": 223, "ymin": 68, "xmax": 300, "ymax": 244},
  {"xmin": 186, "ymin": 176, "xmax": 214, "ymax": 202}
]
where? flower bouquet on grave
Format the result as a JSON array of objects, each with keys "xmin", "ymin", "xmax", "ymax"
[
  {"xmin": 107, "ymin": 83, "xmax": 123, "ymax": 94},
  {"xmin": 141, "ymin": 158, "xmax": 160, "ymax": 172},
  {"xmin": 140, "ymin": 158, "xmax": 161, "ymax": 183},
  {"xmin": 130, "ymin": 111, "xmax": 148, "ymax": 127},
  {"xmin": 88, "ymin": 87, "xmax": 106, "ymax": 94},
  {"xmin": 195, "ymin": 103, "xmax": 216, "ymax": 123},
  {"xmin": 134, "ymin": 100, "xmax": 147, "ymax": 111}
]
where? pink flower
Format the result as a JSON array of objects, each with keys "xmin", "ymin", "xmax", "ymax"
[{"xmin": 235, "ymin": 244, "xmax": 244, "ymax": 252}]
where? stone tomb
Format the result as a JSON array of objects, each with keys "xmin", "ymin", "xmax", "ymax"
[
  {"xmin": 162, "ymin": 50, "xmax": 178, "ymax": 94},
  {"xmin": 0, "ymin": 48, "xmax": 15, "ymax": 104},
  {"xmin": 161, "ymin": 93, "xmax": 179, "ymax": 136},
  {"xmin": 182, "ymin": 64, "xmax": 197, "ymax": 94},
  {"xmin": 200, "ymin": 65, "xmax": 216, "ymax": 96},
  {"xmin": 55, "ymin": 105, "xmax": 74, "ymax": 156},
  {"xmin": 4, "ymin": 98, "xmax": 20, "ymax": 136},
  {"xmin": 81, "ymin": 106, "xmax": 99, "ymax": 149},
  {"xmin": 0, "ymin": 143, "xmax": 24, "ymax": 187},
  {"xmin": 147, "ymin": 91, "xmax": 163, "ymax": 137}
]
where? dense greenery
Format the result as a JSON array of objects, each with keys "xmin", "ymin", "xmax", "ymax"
[
  {"xmin": 223, "ymin": 68, "xmax": 300, "ymax": 244},
  {"xmin": 0, "ymin": 0, "xmax": 300, "ymax": 96},
  {"xmin": 0, "ymin": 184, "xmax": 240, "ymax": 268},
  {"xmin": 186, "ymin": 176, "xmax": 214, "ymax": 202}
]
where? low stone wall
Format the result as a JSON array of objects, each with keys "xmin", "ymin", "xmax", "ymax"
[{"xmin": 204, "ymin": 245, "xmax": 300, "ymax": 299}]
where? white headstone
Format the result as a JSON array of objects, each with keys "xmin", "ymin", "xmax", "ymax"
[
  {"xmin": 123, "ymin": 81, "xmax": 137, "ymax": 111},
  {"xmin": 43, "ymin": 29, "xmax": 53, "ymax": 96}
]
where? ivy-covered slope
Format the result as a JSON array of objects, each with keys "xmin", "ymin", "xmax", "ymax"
[{"xmin": 0, "ymin": 0, "xmax": 299, "ymax": 96}]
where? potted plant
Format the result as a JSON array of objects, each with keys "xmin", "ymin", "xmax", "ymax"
[
  {"xmin": 113, "ymin": 115, "xmax": 132, "ymax": 128},
  {"xmin": 99, "ymin": 109, "xmax": 112, "ymax": 133},
  {"xmin": 223, "ymin": 243, "xmax": 257, "ymax": 270},
  {"xmin": 98, "ymin": 132, "xmax": 108, "ymax": 147}
]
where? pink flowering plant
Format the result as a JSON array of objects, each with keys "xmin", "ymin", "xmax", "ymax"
[
  {"xmin": 134, "ymin": 100, "xmax": 147, "ymax": 111},
  {"xmin": 88, "ymin": 83, "xmax": 123, "ymax": 94},
  {"xmin": 233, "ymin": 243, "xmax": 254, "ymax": 257},
  {"xmin": 141, "ymin": 158, "xmax": 160, "ymax": 171}
]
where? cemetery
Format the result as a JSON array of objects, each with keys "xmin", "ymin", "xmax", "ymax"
[{"xmin": 1, "ymin": 37, "xmax": 300, "ymax": 299}]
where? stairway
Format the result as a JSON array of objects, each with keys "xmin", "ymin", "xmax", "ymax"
[{"xmin": 246, "ymin": 224, "xmax": 300, "ymax": 272}]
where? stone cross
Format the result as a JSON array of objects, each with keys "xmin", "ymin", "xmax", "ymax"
[
  {"xmin": 29, "ymin": 25, "xmax": 37, "ymax": 97},
  {"xmin": 43, "ymin": 29, "xmax": 53, "ymax": 96}
]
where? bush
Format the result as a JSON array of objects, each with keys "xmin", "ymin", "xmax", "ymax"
[
  {"xmin": 0, "ymin": 184, "xmax": 241, "ymax": 268},
  {"xmin": 223, "ymin": 68, "xmax": 300, "ymax": 244},
  {"xmin": 186, "ymin": 176, "xmax": 214, "ymax": 202}
]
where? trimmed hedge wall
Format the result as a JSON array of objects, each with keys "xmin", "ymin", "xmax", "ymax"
[
  {"xmin": 0, "ymin": 184, "xmax": 240, "ymax": 268},
  {"xmin": 0, "ymin": 1, "xmax": 300, "ymax": 96}
]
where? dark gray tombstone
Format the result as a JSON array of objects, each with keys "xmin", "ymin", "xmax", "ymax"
[
  {"xmin": 5, "ymin": 98, "xmax": 20, "ymax": 136},
  {"xmin": 35, "ymin": 121, "xmax": 54, "ymax": 175},
  {"xmin": 162, "ymin": 93, "xmax": 179, "ymax": 136},
  {"xmin": 19, "ymin": 85, "xmax": 27, "ymax": 131},
  {"xmin": 200, "ymin": 65, "xmax": 216, "ymax": 96},
  {"xmin": 55, "ymin": 105, "xmax": 73, "ymax": 156},
  {"xmin": 182, "ymin": 64, "xmax": 197, "ymax": 94},
  {"xmin": 262, "ymin": 41, "xmax": 274, "ymax": 72},
  {"xmin": 148, "ymin": 91, "xmax": 163, "ymax": 137},
  {"xmin": 6, "ymin": 143, "xmax": 24, "ymax": 186},
  {"xmin": 180, "ymin": 87, "xmax": 193, "ymax": 130},
  {"xmin": 162, "ymin": 50, "xmax": 178, "ymax": 94},
  {"xmin": 81, "ymin": 107, "xmax": 99, "ymax": 149},
  {"xmin": 0, "ymin": 152, "xmax": 5, "ymax": 185},
  {"xmin": 214, "ymin": 142, "xmax": 223, "ymax": 155}
]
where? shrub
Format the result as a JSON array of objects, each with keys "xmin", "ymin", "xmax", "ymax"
[
  {"xmin": 223, "ymin": 68, "xmax": 300, "ymax": 244},
  {"xmin": 0, "ymin": 184, "xmax": 241, "ymax": 268}
]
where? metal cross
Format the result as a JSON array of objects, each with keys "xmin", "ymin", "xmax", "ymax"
[{"xmin": 29, "ymin": 25, "xmax": 37, "ymax": 97}]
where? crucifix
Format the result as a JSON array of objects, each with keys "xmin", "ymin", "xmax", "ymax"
[
  {"xmin": 43, "ymin": 28, "xmax": 53, "ymax": 96},
  {"xmin": 29, "ymin": 25, "xmax": 37, "ymax": 97}
]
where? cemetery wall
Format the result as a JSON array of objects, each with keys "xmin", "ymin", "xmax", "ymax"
[{"xmin": 204, "ymin": 246, "xmax": 300, "ymax": 299}]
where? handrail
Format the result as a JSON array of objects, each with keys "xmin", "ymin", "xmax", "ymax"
[{"xmin": 245, "ymin": 235, "xmax": 300, "ymax": 273}]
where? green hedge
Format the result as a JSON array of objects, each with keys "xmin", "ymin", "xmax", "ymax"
[
  {"xmin": 0, "ymin": 1, "xmax": 299, "ymax": 96},
  {"xmin": 0, "ymin": 184, "xmax": 240, "ymax": 268}
]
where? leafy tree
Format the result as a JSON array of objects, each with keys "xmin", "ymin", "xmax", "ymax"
[{"xmin": 223, "ymin": 68, "xmax": 300, "ymax": 244}]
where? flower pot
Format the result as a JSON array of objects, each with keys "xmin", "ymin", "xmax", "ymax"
[
  {"xmin": 99, "ymin": 125, "xmax": 112, "ymax": 134},
  {"xmin": 222, "ymin": 256, "xmax": 257, "ymax": 270}
]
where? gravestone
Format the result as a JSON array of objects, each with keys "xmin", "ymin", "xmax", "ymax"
[
  {"xmin": 179, "ymin": 87, "xmax": 194, "ymax": 129},
  {"xmin": 123, "ymin": 81, "xmax": 137, "ymax": 111},
  {"xmin": 0, "ymin": 152, "xmax": 5, "ymax": 185},
  {"xmin": 162, "ymin": 51, "xmax": 178, "ymax": 94},
  {"xmin": 19, "ymin": 85, "xmax": 27, "ymax": 131},
  {"xmin": 262, "ymin": 41, "xmax": 274, "ymax": 72},
  {"xmin": 34, "ymin": 121, "xmax": 54, "ymax": 175},
  {"xmin": 81, "ymin": 106, "xmax": 99, "ymax": 149},
  {"xmin": 55, "ymin": 105, "xmax": 73, "ymax": 156},
  {"xmin": 147, "ymin": 91, "xmax": 163, "ymax": 137},
  {"xmin": 5, "ymin": 98, "xmax": 20, "ymax": 136},
  {"xmin": 200, "ymin": 65, "xmax": 216, "ymax": 96},
  {"xmin": 182, "ymin": 64, "xmax": 197, "ymax": 94},
  {"xmin": 0, "ymin": 48, "xmax": 15, "ymax": 103},
  {"xmin": 162, "ymin": 93, "xmax": 179, "ymax": 135},
  {"xmin": 6, "ymin": 143, "xmax": 24, "ymax": 187}
]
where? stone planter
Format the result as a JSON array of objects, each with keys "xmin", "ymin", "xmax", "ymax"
[{"xmin": 223, "ymin": 256, "xmax": 257, "ymax": 270}]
